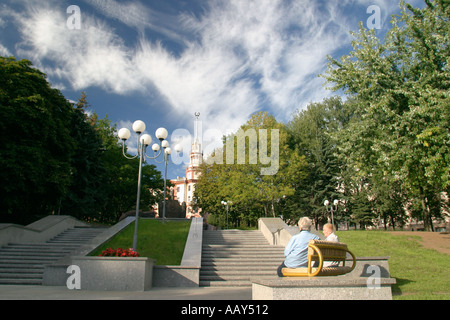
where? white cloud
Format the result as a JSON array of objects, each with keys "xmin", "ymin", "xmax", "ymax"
[
  {"xmin": 0, "ymin": 43, "xmax": 12, "ymax": 56},
  {"xmin": 4, "ymin": 0, "xmax": 417, "ymax": 139},
  {"xmin": 11, "ymin": 2, "xmax": 142, "ymax": 94},
  {"xmin": 82, "ymin": 0, "xmax": 186, "ymax": 43}
]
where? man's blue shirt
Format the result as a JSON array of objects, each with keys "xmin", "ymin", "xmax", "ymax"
[{"xmin": 284, "ymin": 231, "xmax": 320, "ymax": 268}]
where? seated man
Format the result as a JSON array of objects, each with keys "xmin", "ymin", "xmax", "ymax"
[{"xmin": 277, "ymin": 217, "xmax": 320, "ymax": 277}]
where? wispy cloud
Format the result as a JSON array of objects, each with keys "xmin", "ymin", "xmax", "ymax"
[{"xmin": 1, "ymin": 0, "xmax": 417, "ymax": 142}]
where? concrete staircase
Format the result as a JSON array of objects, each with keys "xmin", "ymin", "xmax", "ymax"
[
  {"xmin": 0, "ymin": 226, "xmax": 106, "ymax": 285},
  {"xmin": 200, "ymin": 229, "xmax": 284, "ymax": 287}
]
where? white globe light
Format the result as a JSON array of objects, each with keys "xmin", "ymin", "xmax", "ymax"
[
  {"xmin": 155, "ymin": 127, "xmax": 168, "ymax": 140},
  {"xmin": 161, "ymin": 140, "xmax": 169, "ymax": 148},
  {"xmin": 140, "ymin": 134, "xmax": 152, "ymax": 146},
  {"xmin": 165, "ymin": 147, "xmax": 172, "ymax": 155},
  {"xmin": 118, "ymin": 128, "xmax": 131, "ymax": 141},
  {"xmin": 333, "ymin": 199, "xmax": 339, "ymax": 206},
  {"xmin": 152, "ymin": 144, "xmax": 160, "ymax": 152},
  {"xmin": 132, "ymin": 120, "xmax": 146, "ymax": 133},
  {"xmin": 324, "ymin": 200, "xmax": 330, "ymax": 206}
]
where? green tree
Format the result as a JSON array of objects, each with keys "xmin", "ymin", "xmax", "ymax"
[
  {"xmin": 0, "ymin": 57, "xmax": 75, "ymax": 223},
  {"xmin": 287, "ymin": 97, "xmax": 353, "ymax": 228},
  {"xmin": 195, "ymin": 112, "xmax": 308, "ymax": 228},
  {"xmin": 323, "ymin": 0, "xmax": 449, "ymax": 230},
  {"xmin": 350, "ymin": 186, "xmax": 376, "ymax": 229},
  {"xmin": 0, "ymin": 57, "xmax": 165, "ymax": 224},
  {"xmin": 80, "ymin": 99, "xmax": 165, "ymax": 223},
  {"xmin": 60, "ymin": 93, "xmax": 107, "ymax": 221}
]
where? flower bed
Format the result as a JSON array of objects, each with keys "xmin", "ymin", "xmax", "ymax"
[{"xmin": 99, "ymin": 247, "xmax": 140, "ymax": 257}]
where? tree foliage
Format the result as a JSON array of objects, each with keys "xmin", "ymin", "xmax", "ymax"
[
  {"xmin": 323, "ymin": 0, "xmax": 449, "ymax": 230},
  {"xmin": 0, "ymin": 57, "xmax": 164, "ymax": 224},
  {"xmin": 287, "ymin": 96, "xmax": 353, "ymax": 228},
  {"xmin": 194, "ymin": 112, "xmax": 308, "ymax": 228},
  {"xmin": 0, "ymin": 57, "xmax": 75, "ymax": 223}
]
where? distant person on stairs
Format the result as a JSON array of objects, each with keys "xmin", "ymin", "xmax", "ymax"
[{"xmin": 277, "ymin": 217, "xmax": 320, "ymax": 277}]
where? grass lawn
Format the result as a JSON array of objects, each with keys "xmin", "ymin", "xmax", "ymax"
[
  {"xmin": 90, "ymin": 219, "xmax": 191, "ymax": 265},
  {"xmin": 338, "ymin": 231, "xmax": 450, "ymax": 300}
]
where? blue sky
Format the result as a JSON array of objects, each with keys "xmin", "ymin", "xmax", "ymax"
[{"xmin": 0, "ymin": 0, "xmax": 424, "ymax": 179}]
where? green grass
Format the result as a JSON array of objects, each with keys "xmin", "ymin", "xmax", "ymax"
[
  {"xmin": 338, "ymin": 230, "xmax": 450, "ymax": 300},
  {"xmin": 90, "ymin": 219, "xmax": 191, "ymax": 265}
]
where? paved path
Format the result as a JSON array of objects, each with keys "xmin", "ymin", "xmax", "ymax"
[
  {"xmin": 0, "ymin": 285, "xmax": 252, "ymax": 300},
  {"xmin": 389, "ymin": 231, "xmax": 450, "ymax": 255}
]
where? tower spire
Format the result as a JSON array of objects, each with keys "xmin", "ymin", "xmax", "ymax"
[{"xmin": 192, "ymin": 112, "xmax": 202, "ymax": 154}]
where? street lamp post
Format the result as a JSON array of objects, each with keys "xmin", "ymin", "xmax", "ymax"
[
  {"xmin": 221, "ymin": 201, "xmax": 232, "ymax": 230},
  {"xmin": 118, "ymin": 120, "xmax": 180, "ymax": 251},
  {"xmin": 158, "ymin": 143, "xmax": 182, "ymax": 224},
  {"xmin": 324, "ymin": 199, "xmax": 339, "ymax": 228}
]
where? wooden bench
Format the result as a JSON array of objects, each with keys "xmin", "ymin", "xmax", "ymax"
[{"xmin": 282, "ymin": 240, "xmax": 356, "ymax": 277}]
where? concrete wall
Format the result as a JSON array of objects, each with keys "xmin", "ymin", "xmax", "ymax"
[
  {"xmin": 152, "ymin": 217, "xmax": 203, "ymax": 287},
  {"xmin": 71, "ymin": 256, "xmax": 154, "ymax": 291},
  {"xmin": 258, "ymin": 218, "xmax": 294, "ymax": 246},
  {"xmin": 252, "ymin": 277, "xmax": 396, "ymax": 300}
]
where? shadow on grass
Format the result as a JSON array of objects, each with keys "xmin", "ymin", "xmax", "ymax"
[{"xmin": 392, "ymin": 277, "xmax": 414, "ymax": 297}]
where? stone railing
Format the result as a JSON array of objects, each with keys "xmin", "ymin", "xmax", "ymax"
[{"xmin": 152, "ymin": 217, "xmax": 203, "ymax": 288}]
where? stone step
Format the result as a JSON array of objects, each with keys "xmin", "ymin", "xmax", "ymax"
[
  {"xmin": 200, "ymin": 229, "xmax": 284, "ymax": 287},
  {"xmin": 199, "ymin": 280, "xmax": 252, "ymax": 287},
  {"xmin": 201, "ymin": 264, "xmax": 280, "ymax": 270},
  {"xmin": 0, "ymin": 256, "xmax": 61, "ymax": 262},
  {"xmin": 0, "ymin": 226, "xmax": 106, "ymax": 285},
  {"xmin": 0, "ymin": 272, "xmax": 43, "ymax": 279},
  {"xmin": 0, "ymin": 278, "xmax": 43, "ymax": 285},
  {"xmin": 0, "ymin": 267, "xmax": 44, "ymax": 274},
  {"xmin": 6, "ymin": 243, "xmax": 82, "ymax": 249},
  {"xmin": 0, "ymin": 263, "xmax": 45, "ymax": 269},
  {"xmin": 0, "ymin": 251, "xmax": 68, "ymax": 257},
  {"xmin": 0, "ymin": 246, "xmax": 75, "ymax": 252},
  {"xmin": 201, "ymin": 270, "xmax": 276, "ymax": 276},
  {"xmin": 202, "ymin": 246, "xmax": 283, "ymax": 250}
]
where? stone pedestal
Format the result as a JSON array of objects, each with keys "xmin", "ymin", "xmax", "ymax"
[
  {"xmin": 71, "ymin": 256, "xmax": 154, "ymax": 291},
  {"xmin": 252, "ymin": 277, "xmax": 396, "ymax": 300}
]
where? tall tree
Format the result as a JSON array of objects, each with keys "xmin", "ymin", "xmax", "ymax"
[
  {"xmin": 0, "ymin": 57, "xmax": 165, "ymax": 224},
  {"xmin": 195, "ymin": 112, "xmax": 307, "ymax": 228},
  {"xmin": 323, "ymin": 0, "xmax": 449, "ymax": 230},
  {"xmin": 287, "ymin": 96, "xmax": 353, "ymax": 228},
  {"xmin": 0, "ymin": 57, "xmax": 75, "ymax": 223},
  {"xmin": 60, "ymin": 93, "xmax": 107, "ymax": 221}
]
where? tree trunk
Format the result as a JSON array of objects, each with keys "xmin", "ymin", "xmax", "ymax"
[{"xmin": 419, "ymin": 186, "xmax": 432, "ymax": 231}]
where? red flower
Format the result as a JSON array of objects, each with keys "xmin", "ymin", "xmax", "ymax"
[{"xmin": 99, "ymin": 248, "xmax": 140, "ymax": 257}]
